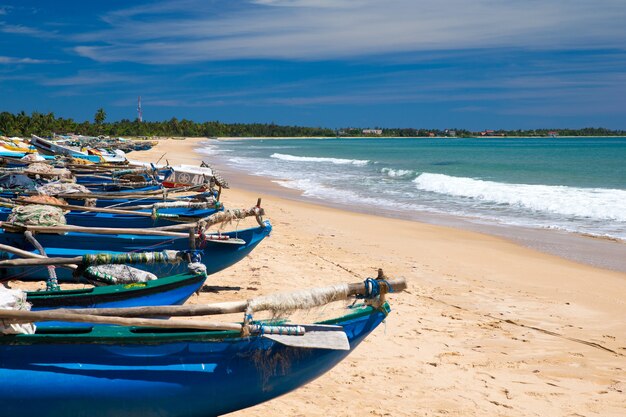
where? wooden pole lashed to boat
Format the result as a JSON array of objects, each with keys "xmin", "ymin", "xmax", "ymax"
[
  {"xmin": 0, "ymin": 309, "xmax": 243, "ymax": 332},
  {"xmin": 0, "ymin": 275, "xmax": 405, "ymax": 348},
  {"xmin": 0, "ymin": 243, "xmax": 78, "ymax": 270},
  {"xmin": 15, "ymin": 199, "xmax": 161, "ymax": 217},
  {"xmin": 0, "ymin": 223, "xmax": 192, "ymax": 238},
  {"xmin": 42, "ymin": 276, "xmax": 407, "ymax": 318},
  {"xmin": 0, "ymin": 204, "xmax": 264, "ymax": 237},
  {"xmin": 14, "ymin": 200, "xmax": 155, "ymax": 217}
]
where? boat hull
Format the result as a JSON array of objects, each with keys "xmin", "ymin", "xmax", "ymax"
[
  {"xmin": 0, "ymin": 221, "xmax": 272, "ymax": 281},
  {"xmin": 0, "ymin": 206, "xmax": 221, "ymax": 228},
  {"xmin": 0, "ymin": 306, "xmax": 386, "ymax": 417},
  {"xmin": 27, "ymin": 271, "xmax": 206, "ymax": 328}
]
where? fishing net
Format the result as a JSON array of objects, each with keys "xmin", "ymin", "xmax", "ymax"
[
  {"xmin": 37, "ymin": 182, "xmax": 90, "ymax": 195},
  {"xmin": 25, "ymin": 163, "xmax": 72, "ymax": 179},
  {"xmin": 83, "ymin": 264, "xmax": 158, "ymax": 285},
  {"xmin": 22, "ymin": 195, "xmax": 67, "ymax": 205},
  {"xmin": 7, "ymin": 204, "xmax": 67, "ymax": 226},
  {"xmin": 0, "ymin": 287, "xmax": 36, "ymax": 335},
  {"xmin": 69, "ymin": 157, "xmax": 94, "ymax": 165},
  {"xmin": 37, "ymin": 182, "xmax": 96, "ymax": 206},
  {"xmin": 20, "ymin": 153, "xmax": 46, "ymax": 162}
]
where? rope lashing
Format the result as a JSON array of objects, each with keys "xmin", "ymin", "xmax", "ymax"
[
  {"xmin": 111, "ymin": 168, "xmax": 151, "ymax": 178},
  {"xmin": 81, "ymin": 250, "xmax": 181, "ymax": 266},
  {"xmin": 360, "ymin": 278, "xmax": 393, "ymax": 298},
  {"xmin": 187, "ymin": 250, "xmax": 202, "ymax": 263},
  {"xmin": 356, "ymin": 271, "xmax": 394, "ymax": 308},
  {"xmin": 187, "ymin": 262, "xmax": 206, "ymax": 276},
  {"xmin": 363, "ymin": 278, "xmax": 381, "ymax": 298},
  {"xmin": 249, "ymin": 324, "xmax": 305, "ymax": 336},
  {"xmin": 195, "ymin": 205, "xmax": 265, "ymax": 235},
  {"xmin": 237, "ymin": 273, "xmax": 401, "ymax": 337},
  {"xmin": 150, "ymin": 200, "xmax": 218, "ymax": 220},
  {"xmin": 241, "ymin": 282, "xmax": 351, "ymax": 336}
]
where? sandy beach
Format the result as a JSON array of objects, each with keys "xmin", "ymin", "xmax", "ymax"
[{"xmin": 132, "ymin": 138, "xmax": 626, "ymax": 416}]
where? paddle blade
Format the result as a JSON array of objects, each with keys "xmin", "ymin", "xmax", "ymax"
[
  {"xmin": 204, "ymin": 237, "xmax": 246, "ymax": 245},
  {"xmin": 263, "ymin": 324, "xmax": 350, "ymax": 350}
]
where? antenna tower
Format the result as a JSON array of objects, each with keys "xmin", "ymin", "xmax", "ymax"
[{"xmin": 137, "ymin": 96, "xmax": 143, "ymax": 122}]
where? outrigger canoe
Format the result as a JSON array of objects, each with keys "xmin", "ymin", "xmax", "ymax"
[
  {"xmin": 28, "ymin": 270, "xmax": 206, "ymax": 311},
  {"xmin": 0, "ymin": 302, "xmax": 389, "ymax": 417},
  {"xmin": 27, "ymin": 270, "xmax": 206, "ymax": 328},
  {"xmin": 0, "ymin": 220, "xmax": 272, "ymax": 282},
  {"xmin": 0, "ymin": 205, "xmax": 222, "ymax": 229}
]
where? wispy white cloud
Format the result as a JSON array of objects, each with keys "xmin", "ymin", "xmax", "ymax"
[
  {"xmin": 71, "ymin": 0, "xmax": 626, "ymax": 64},
  {"xmin": 0, "ymin": 56, "xmax": 59, "ymax": 64},
  {"xmin": 40, "ymin": 71, "xmax": 143, "ymax": 87},
  {"xmin": 0, "ymin": 22, "xmax": 58, "ymax": 38},
  {"xmin": 95, "ymin": 62, "xmax": 626, "ymax": 119}
]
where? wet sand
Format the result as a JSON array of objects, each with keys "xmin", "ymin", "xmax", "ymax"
[{"xmin": 132, "ymin": 138, "xmax": 626, "ymax": 417}]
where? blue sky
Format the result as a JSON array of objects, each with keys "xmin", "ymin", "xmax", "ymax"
[{"xmin": 1, "ymin": 0, "xmax": 625, "ymax": 130}]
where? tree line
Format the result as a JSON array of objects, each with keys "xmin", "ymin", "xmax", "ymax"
[{"xmin": 0, "ymin": 110, "xmax": 624, "ymax": 138}]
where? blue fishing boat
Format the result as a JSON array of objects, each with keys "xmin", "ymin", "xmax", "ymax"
[
  {"xmin": 0, "ymin": 302, "xmax": 388, "ymax": 417},
  {"xmin": 27, "ymin": 270, "xmax": 206, "ymax": 328},
  {"xmin": 0, "ymin": 221, "xmax": 272, "ymax": 282},
  {"xmin": 83, "ymin": 183, "xmax": 162, "ymax": 193},
  {"xmin": 0, "ymin": 187, "xmax": 219, "ymax": 216},
  {"xmin": 64, "ymin": 194, "xmax": 219, "ymax": 213},
  {"xmin": 0, "ymin": 205, "xmax": 222, "ymax": 229},
  {"xmin": 30, "ymin": 135, "xmax": 126, "ymax": 163},
  {"xmin": 27, "ymin": 270, "xmax": 206, "ymax": 311}
]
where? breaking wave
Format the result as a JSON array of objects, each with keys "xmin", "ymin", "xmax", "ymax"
[
  {"xmin": 413, "ymin": 173, "xmax": 626, "ymax": 221},
  {"xmin": 381, "ymin": 167, "xmax": 414, "ymax": 178},
  {"xmin": 270, "ymin": 153, "xmax": 369, "ymax": 166}
]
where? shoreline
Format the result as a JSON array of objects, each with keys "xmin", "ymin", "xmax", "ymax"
[
  {"xmin": 212, "ymin": 135, "xmax": 626, "ymax": 141},
  {"xmin": 197, "ymin": 138, "xmax": 626, "ymax": 273},
  {"xmin": 131, "ymin": 137, "xmax": 625, "ymax": 416}
]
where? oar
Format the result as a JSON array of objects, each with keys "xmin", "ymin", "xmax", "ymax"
[
  {"xmin": 0, "ymin": 308, "xmax": 352, "ymax": 349},
  {"xmin": 0, "ymin": 275, "xmax": 405, "ymax": 350}
]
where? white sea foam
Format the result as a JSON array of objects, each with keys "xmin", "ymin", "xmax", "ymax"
[
  {"xmin": 198, "ymin": 144, "xmax": 232, "ymax": 156},
  {"xmin": 381, "ymin": 167, "xmax": 414, "ymax": 178},
  {"xmin": 273, "ymin": 178, "xmax": 425, "ymax": 212},
  {"xmin": 413, "ymin": 173, "xmax": 626, "ymax": 221},
  {"xmin": 271, "ymin": 153, "xmax": 369, "ymax": 166}
]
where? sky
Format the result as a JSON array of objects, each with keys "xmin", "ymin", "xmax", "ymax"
[{"xmin": 1, "ymin": 0, "xmax": 626, "ymax": 130}]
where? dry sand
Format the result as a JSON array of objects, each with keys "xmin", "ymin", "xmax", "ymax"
[{"xmin": 132, "ymin": 138, "xmax": 625, "ymax": 417}]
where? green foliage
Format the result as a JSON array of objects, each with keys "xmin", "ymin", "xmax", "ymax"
[
  {"xmin": 94, "ymin": 108, "xmax": 107, "ymax": 125},
  {"xmin": 0, "ymin": 111, "xmax": 624, "ymax": 138}
]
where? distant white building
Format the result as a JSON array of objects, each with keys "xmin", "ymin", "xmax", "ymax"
[{"xmin": 362, "ymin": 129, "xmax": 383, "ymax": 135}]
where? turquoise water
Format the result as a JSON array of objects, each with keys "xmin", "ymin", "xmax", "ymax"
[{"xmin": 202, "ymin": 137, "xmax": 626, "ymax": 240}]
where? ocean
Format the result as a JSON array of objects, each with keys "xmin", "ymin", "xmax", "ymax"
[{"xmin": 200, "ymin": 137, "xmax": 626, "ymax": 242}]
